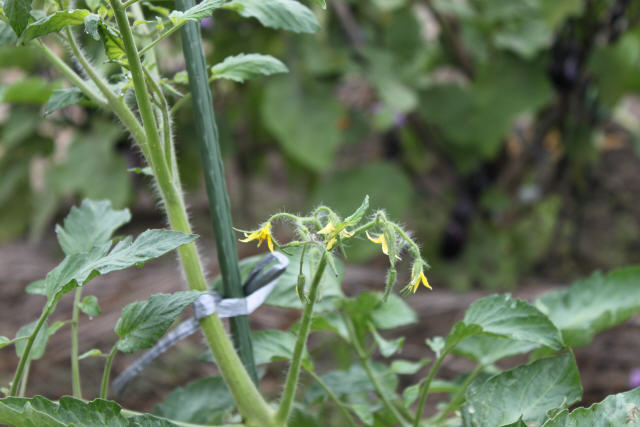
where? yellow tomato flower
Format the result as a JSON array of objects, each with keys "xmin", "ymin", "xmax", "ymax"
[
  {"xmin": 366, "ymin": 231, "xmax": 400, "ymax": 259},
  {"xmin": 409, "ymin": 270, "xmax": 431, "ymax": 293},
  {"xmin": 318, "ymin": 221, "xmax": 353, "ymax": 250},
  {"xmin": 239, "ymin": 222, "xmax": 274, "ymax": 252}
]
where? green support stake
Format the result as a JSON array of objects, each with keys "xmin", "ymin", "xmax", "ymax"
[{"xmin": 176, "ymin": 0, "xmax": 259, "ymax": 385}]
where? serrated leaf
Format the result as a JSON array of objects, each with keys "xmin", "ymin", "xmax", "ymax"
[
  {"xmin": 535, "ymin": 267, "xmax": 640, "ymax": 347},
  {"xmin": 44, "ymin": 229, "xmax": 197, "ymax": 306},
  {"xmin": 115, "ymin": 291, "xmax": 201, "ymax": 353},
  {"xmin": 168, "ymin": 0, "xmax": 227, "ymax": 23},
  {"xmin": 15, "ymin": 321, "xmax": 49, "ymax": 360},
  {"xmin": 78, "ymin": 348, "xmax": 105, "ymax": 359},
  {"xmin": 44, "ymin": 88, "xmax": 88, "ymax": 116},
  {"xmin": 224, "ymin": 0, "xmax": 319, "ymax": 33},
  {"xmin": 456, "ymin": 294, "xmax": 564, "ymax": 351},
  {"xmin": 83, "ymin": 13, "xmax": 100, "ymax": 40},
  {"xmin": 210, "ymin": 53, "xmax": 287, "ymax": 83},
  {"xmin": 79, "ymin": 295, "xmax": 101, "ymax": 317},
  {"xmin": 542, "ymin": 386, "xmax": 640, "ymax": 426},
  {"xmin": 0, "ymin": 395, "xmax": 177, "ymax": 426},
  {"xmin": 153, "ymin": 376, "xmax": 233, "ymax": 425},
  {"xmin": 55, "ymin": 199, "xmax": 131, "ymax": 256},
  {"xmin": 453, "ymin": 335, "xmax": 539, "ymax": 365},
  {"xmin": 23, "ymin": 9, "xmax": 91, "ymax": 41},
  {"xmin": 4, "ymin": 0, "xmax": 31, "ymax": 37},
  {"xmin": 98, "ymin": 23, "xmax": 126, "ymax": 63},
  {"xmin": 462, "ymin": 354, "xmax": 582, "ymax": 427}
]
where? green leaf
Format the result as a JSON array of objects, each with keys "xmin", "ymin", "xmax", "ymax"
[
  {"xmin": 264, "ymin": 246, "xmax": 344, "ymax": 311},
  {"xmin": 343, "ymin": 195, "xmax": 369, "ymax": 228},
  {"xmin": 154, "ymin": 376, "xmax": 233, "ymax": 425},
  {"xmin": 22, "ymin": 9, "xmax": 90, "ymax": 41},
  {"xmin": 252, "ymin": 329, "xmax": 311, "ymax": 368},
  {"xmin": 369, "ymin": 325, "xmax": 404, "ymax": 357},
  {"xmin": 210, "ymin": 53, "xmax": 288, "ymax": 83},
  {"xmin": 0, "ymin": 396, "xmax": 177, "ymax": 426},
  {"xmin": 78, "ymin": 348, "xmax": 105, "ymax": 359},
  {"xmin": 0, "ymin": 21, "xmax": 18, "ymax": 46},
  {"xmin": 462, "ymin": 354, "xmax": 582, "ymax": 427},
  {"xmin": 25, "ymin": 279, "xmax": 46, "ymax": 295},
  {"xmin": 15, "ymin": 320, "xmax": 49, "ymax": 360},
  {"xmin": 0, "ymin": 77, "xmax": 57, "ymax": 104},
  {"xmin": 425, "ymin": 336, "xmax": 444, "ymax": 358},
  {"xmin": 542, "ymin": 386, "xmax": 640, "ymax": 426},
  {"xmin": 370, "ymin": 293, "xmax": 418, "ymax": 330},
  {"xmin": 168, "ymin": 0, "xmax": 227, "ymax": 22},
  {"xmin": 79, "ymin": 295, "xmax": 101, "ymax": 317},
  {"xmin": 98, "ymin": 23, "xmax": 126, "ymax": 63},
  {"xmin": 453, "ymin": 335, "xmax": 538, "ymax": 365},
  {"xmin": 44, "ymin": 229, "xmax": 197, "ymax": 306},
  {"xmin": 115, "ymin": 291, "xmax": 201, "ymax": 353},
  {"xmin": 44, "ymin": 88, "xmax": 88, "ymax": 116},
  {"xmin": 390, "ymin": 359, "xmax": 429, "ymax": 375},
  {"xmin": 535, "ymin": 266, "xmax": 640, "ymax": 347},
  {"xmin": 460, "ymin": 294, "xmax": 564, "ymax": 350},
  {"xmin": 261, "ymin": 77, "xmax": 344, "ymax": 172},
  {"xmin": 83, "ymin": 13, "xmax": 100, "ymax": 40},
  {"xmin": 305, "ymin": 362, "xmax": 398, "ymax": 405},
  {"xmin": 310, "ymin": 0, "xmax": 325, "ymax": 8},
  {"xmin": 55, "ymin": 199, "xmax": 131, "ymax": 255},
  {"xmin": 4, "ymin": 0, "xmax": 31, "ymax": 37},
  {"xmin": 224, "ymin": 0, "xmax": 319, "ymax": 33}
]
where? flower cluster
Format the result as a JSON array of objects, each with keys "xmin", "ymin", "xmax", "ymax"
[{"xmin": 237, "ymin": 195, "xmax": 431, "ymax": 295}]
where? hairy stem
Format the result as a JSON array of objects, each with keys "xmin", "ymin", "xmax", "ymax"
[
  {"xmin": 344, "ymin": 315, "xmax": 410, "ymax": 426},
  {"xmin": 304, "ymin": 367, "xmax": 357, "ymax": 427},
  {"xmin": 414, "ymin": 351, "xmax": 448, "ymax": 426},
  {"xmin": 107, "ymin": 1, "xmax": 274, "ymax": 423},
  {"xmin": 71, "ymin": 288, "xmax": 83, "ymax": 398},
  {"xmin": 276, "ymin": 253, "xmax": 327, "ymax": 424},
  {"xmin": 36, "ymin": 41, "xmax": 107, "ymax": 106},
  {"xmin": 100, "ymin": 344, "xmax": 118, "ymax": 399},
  {"xmin": 9, "ymin": 309, "xmax": 49, "ymax": 396}
]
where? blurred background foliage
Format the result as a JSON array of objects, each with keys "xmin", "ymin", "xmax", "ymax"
[{"xmin": 2, "ymin": 0, "xmax": 640, "ymax": 290}]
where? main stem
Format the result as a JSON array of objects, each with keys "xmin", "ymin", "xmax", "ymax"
[
  {"xmin": 106, "ymin": 1, "xmax": 273, "ymax": 424},
  {"xmin": 71, "ymin": 288, "xmax": 83, "ymax": 398},
  {"xmin": 276, "ymin": 253, "xmax": 327, "ymax": 424}
]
